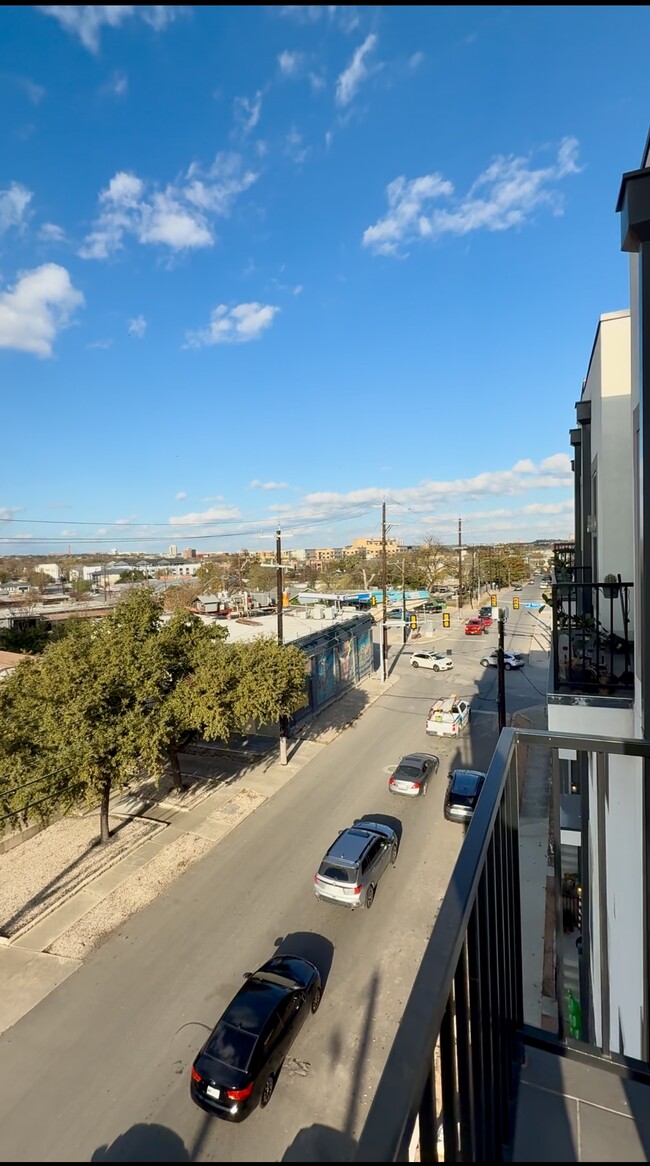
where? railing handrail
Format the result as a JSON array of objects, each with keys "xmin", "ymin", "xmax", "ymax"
[
  {"xmin": 355, "ymin": 726, "xmax": 650, "ymax": 1163},
  {"xmin": 355, "ymin": 727, "xmax": 519, "ymax": 1161}
]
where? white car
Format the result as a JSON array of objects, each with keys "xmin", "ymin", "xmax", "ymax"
[
  {"xmin": 411, "ymin": 651, "xmax": 453, "ymax": 672},
  {"xmin": 480, "ymin": 650, "xmax": 525, "ymax": 670}
]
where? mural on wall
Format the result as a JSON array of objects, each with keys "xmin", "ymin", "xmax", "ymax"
[
  {"xmin": 336, "ymin": 637, "xmax": 353, "ymax": 685},
  {"xmin": 357, "ymin": 630, "xmax": 373, "ymax": 679},
  {"xmin": 314, "ymin": 646, "xmax": 337, "ymax": 708}
]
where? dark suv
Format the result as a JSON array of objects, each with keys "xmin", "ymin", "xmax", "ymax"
[
  {"xmin": 313, "ymin": 819, "xmax": 398, "ymax": 909},
  {"xmin": 444, "ymin": 769, "xmax": 486, "ymax": 824}
]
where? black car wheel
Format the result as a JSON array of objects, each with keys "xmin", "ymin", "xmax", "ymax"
[
  {"xmin": 311, "ymin": 986, "xmax": 322, "ymax": 1014},
  {"xmin": 421, "ymin": 781, "xmax": 428, "ymax": 797},
  {"xmin": 260, "ymin": 1074, "xmax": 276, "ymax": 1108},
  {"xmin": 505, "ymin": 662, "xmax": 512, "ymax": 670},
  {"xmin": 366, "ymin": 884, "xmax": 375, "ymax": 908},
  {"xmin": 412, "ymin": 660, "xmax": 420, "ymax": 668},
  {"xmin": 433, "ymin": 664, "xmax": 440, "ymax": 672},
  {"xmin": 480, "ymin": 658, "xmax": 489, "ymax": 667}
]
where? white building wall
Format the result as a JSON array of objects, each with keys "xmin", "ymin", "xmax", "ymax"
[
  {"xmin": 37, "ymin": 563, "xmax": 61, "ymax": 582},
  {"xmin": 587, "ymin": 312, "xmax": 634, "ymax": 587}
]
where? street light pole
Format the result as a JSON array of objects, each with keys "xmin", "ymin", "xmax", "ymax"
[
  {"xmin": 457, "ymin": 516, "xmax": 463, "ymax": 619},
  {"xmin": 381, "ymin": 501, "xmax": 388, "ymax": 682},
  {"xmin": 276, "ymin": 527, "xmax": 288, "ymax": 766},
  {"xmin": 497, "ymin": 606, "xmax": 506, "ymax": 732},
  {"xmin": 401, "ymin": 556, "xmax": 407, "ymax": 644}
]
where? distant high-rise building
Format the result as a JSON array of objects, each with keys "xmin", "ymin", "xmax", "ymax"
[
  {"xmin": 168, "ymin": 544, "xmax": 178, "ymax": 557},
  {"xmin": 182, "ymin": 547, "xmax": 197, "ymax": 559}
]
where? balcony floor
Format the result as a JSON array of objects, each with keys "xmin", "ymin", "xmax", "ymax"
[{"xmin": 512, "ymin": 1046, "xmax": 650, "ymax": 1161}]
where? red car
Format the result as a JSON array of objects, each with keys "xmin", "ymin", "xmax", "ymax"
[
  {"xmin": 465, "ymin": 618, "xmax": 484, "ymax": 636},
  {"xmin": 478, "ymin": 612, "xmax": 493, "ymax": 628}
]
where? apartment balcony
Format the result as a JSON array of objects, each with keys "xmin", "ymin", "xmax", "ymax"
[
  {"xmin": 550, "ymin": 579, "xmax": 634, "ymax": 697},
  {"xmin": 353, "ymin": 728, "xmax": 650, "ymax": 1164},
  {"xmin": 553, "ymin": 542, "xmax": 576, "ymax": 576}
]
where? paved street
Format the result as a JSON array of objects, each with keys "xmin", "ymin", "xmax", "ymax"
[{"xmin": 0, "ymin": 592, "xmax": 549, "ymax": 1163}]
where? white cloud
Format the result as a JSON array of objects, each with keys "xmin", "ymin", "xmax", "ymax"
[
  {"xmin": 408, "ymin": 51, "xmax": 424, "ymax": 70},
  {"xmin": 362, "ymin": 173, "xmax": 454, "ymax": 256},
  {"xmin": 114, "ymin": 515, "xmax": 137, "ymax": 525},
  {"xmin": 278, "ymin": 50, "xmax": 304, "ymax": 76},
  {"xmin": 284, "ymin": 128, "xmax": 310, "ymax": 165},
  {"xmin": 87, "ymin": 337, "xmax": 113, "ymax": 349},
  {"xmin": 15, "ymin": 77, "xmax": 46, "ymax": 104},
  {"xmin": 169, "ymin": 504, "xmax": 242, "ymax": 526},
  {"xmin": 0, "ymin": 263, "xmax": 84, "ymax": 358},
  {"xmin": 80, "ymin": 153, "xmax": 257, "ymax": 260},
  {"xmin": 184, "ymin": 302, "xmax": 280, "ymax": 347},
  {"xmin": 539, "ymin": 452, "xmax": 572, "ymax": 473},
  {"xmin": 250, "ymin": 480, "xmax": 289, "ymax": 491},
  {"xmin": 0, "ymin": 182, "xmax": 32, "ymax": 237},
  {"xmin": 38, "ymin": 5, "xmax": 181, "ymax": 54},
  {"xmin": 336, "ymin": 33, "xmax": 379, "ymax": 107},
  {"xmin": 233, "ymin": 91, "xmax": 262, "ymax": 135},
  {"xmin": 39, "ymin": 222, "xmax": 66, "ymax": 242},
  {"xmin": 175, "ymin": 491, "xmax": 187, "ymax": 500},
  {"xmin": 0, "ymin": 506, "xmax": 24, "ymax": 523},
  {"xmin": 512, "ymin": 458, "xmax": 536, "ymax": 473},
  {"xmin": 363, "ymin": 137, "xmax": 582, "ymax": 256},
  {"xmin": 127, "ymin": 314, "xmax": 147, "ymax": 338},
  {"xmin": 104, "ymin": 69, "xmax": 128, "ymax": 96},
  {"xmin": 274, "ymin": 454, "xmax": 573, "ymax": 526}
]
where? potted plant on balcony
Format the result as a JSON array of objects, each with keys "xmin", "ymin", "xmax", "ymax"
[{"xmin": 601, "ymin": 573, "xmax": 620, "ymax": 600}]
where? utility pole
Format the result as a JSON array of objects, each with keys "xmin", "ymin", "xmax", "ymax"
[
  {"xmin": 401, "ymin": 556, "xmax": 407, "ymax": 644},
  {"xmin": 381, "ymin": 500, "xmax": 388, "ymax": 682},
  {"xmin": 457, "ymin": 516, "xmax": 463, "ymax": 618},
  {"xmin": 276, "ymin": 527, "xmax": 288, "ymax": 766},
  {"xmin": 497, "ymin": 606, "xmax": 506, "ymax": 732}
]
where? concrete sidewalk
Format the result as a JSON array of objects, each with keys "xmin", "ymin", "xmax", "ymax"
[{"xmin": 0, "ymin": 668, "xmax": 398, "ymax": 1035}]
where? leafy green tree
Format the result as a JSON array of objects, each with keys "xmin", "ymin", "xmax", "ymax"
[
  {"xmin": 0, "ymin": 589, "xmax": 307, "ymax": 845},
  {"xmin": 0, "ymin": 621, "xmax": 50, "ymax": 654},
  {"xmin": 118, "ymin": 569, "xmax": 145, "ymax": 582},
  {"xmin": 71, "ymin": 579, "xmax": 92, "ymax": 596}
]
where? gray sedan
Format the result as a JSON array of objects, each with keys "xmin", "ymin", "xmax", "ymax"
[{"xmin": 389, "ymin": 753, "xmax": 440, "ymax": 797}]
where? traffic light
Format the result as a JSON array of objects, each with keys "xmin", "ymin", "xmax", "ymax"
[
  {"xmin": 490, "ymin": 593, "xmax": 497, "ymax": 607},
  {"xmin": 442, "ymin": 612, "xmax": 451, "ymax": 628},
  {"xmin": 513, "ymin": 596, "xmax": 520, "ymax": 610},
  {"xmin": 410, "ymin": 613, "xmax": 418, "ymax": 629},
  {"xmin": 370, "ymin": 595, "xmax": 376, "ymax": 606}
]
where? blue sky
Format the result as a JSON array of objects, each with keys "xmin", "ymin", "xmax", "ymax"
[{"xmin": 1, "ymin": 5, "xmax": 649, "ymax": 556}]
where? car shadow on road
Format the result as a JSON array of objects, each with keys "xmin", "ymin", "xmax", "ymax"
[
  {"xmin": 273, "ymin": 931, "xmax": 335, "ymax": 991},
  {"xmin": 91, "ymin": 1123, "xmax": 190, "ymax": 1162}
]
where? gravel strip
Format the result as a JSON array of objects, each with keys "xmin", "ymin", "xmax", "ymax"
[
  {"xmin": 0, "ymin": 815, "xmax": 163, "ymax": 939},
  {"xmin": 46, "ymin": 832, "xmax": 216, "ymax": 960},
  {"xmin": 208, "ymin": 787, "xmax": 266, "ymax": 827}
]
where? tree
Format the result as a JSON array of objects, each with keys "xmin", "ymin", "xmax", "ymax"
[
  {"xmin": 118, "ymin": 569, "xmax": 145, "ymax": 583},
  {"xmin": 0, "ymin": 589, "xmax": 308, "ymax": 846},
  {"xmin": 71, "ymin": 579, "xmax": 92, "ymax": 597},
  {"xmin": 162, "ymin": 580, "xmax": 202, "ymax": 612},
  {"xmin": 407, "ymin": 537, "xmax": 456, "ymax": 591}
]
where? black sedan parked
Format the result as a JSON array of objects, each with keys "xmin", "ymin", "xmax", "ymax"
[{"xmin": 190, "ymin": 954, "xmax": 321, "ymax": 1121}]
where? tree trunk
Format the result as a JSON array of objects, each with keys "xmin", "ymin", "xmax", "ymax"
[
  {"xmin": 168, "ymin": 743, "xmax": 185, "ymax": 792},
  {"xmin": 99, "ymin": 775, "xmax": 111, "ymax": 844}
]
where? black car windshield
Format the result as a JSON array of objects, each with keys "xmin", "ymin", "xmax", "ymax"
[
  {"xmin": 319, "ymin": 863, "xmax": 353, "ymax": 882},
  {"xmin": 451, "ymin": 794, "xmax": 475, "ymax": 807},
  {"xmin": 396, "ymin": 764, "xmax": 421, "ymax": 779},
  {"xmin": 205, "ymin": 1023, "xmax": 257, "ymax": 1071}
]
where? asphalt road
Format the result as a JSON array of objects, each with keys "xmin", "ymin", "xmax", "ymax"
[{"xmin": 0, "ymin": 589, "xmax": 549, "ymax": 1163}]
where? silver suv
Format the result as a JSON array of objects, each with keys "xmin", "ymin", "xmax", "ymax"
[{"xmin": 313, "ymin": 819, "xmax": 398, "ymax": 909}]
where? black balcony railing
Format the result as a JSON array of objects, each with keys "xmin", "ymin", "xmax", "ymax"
[
  {"xmin": 354, "ymin": 728, "xmax": 650, "ymax": 1164},
  {"xmin": 552, "ymin": 542, "xmax": 575, "ymax": 576},
  {"xmin": 550, "ymin": 579, "xmax": 634, "ymax": 695}
]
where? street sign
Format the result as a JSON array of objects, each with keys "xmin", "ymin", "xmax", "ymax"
[{"xmin": 524, "ymin": 601, "xmax": 542, "ymax": 608}]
